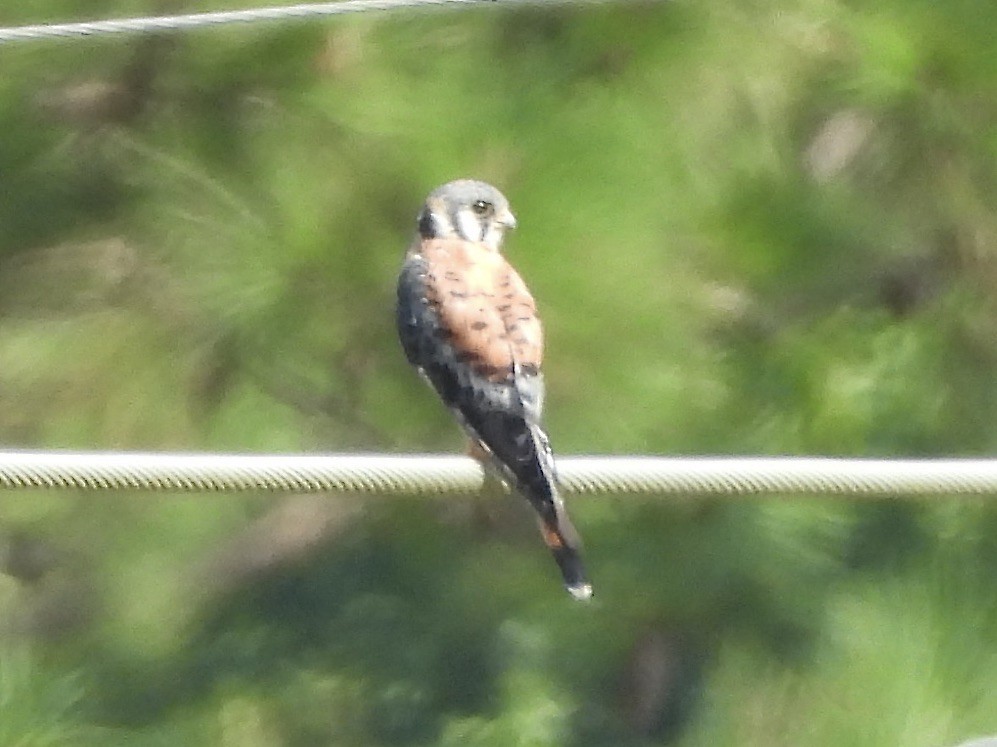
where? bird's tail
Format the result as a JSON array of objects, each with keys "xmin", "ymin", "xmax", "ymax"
[
  {"xmin": 537, "ymin": 507, "xmax": 592, "ymax": 601},
  {"xmin": 519, "ymin": 425, "xmax": 592, "ymax": 601},
  {"xmin": 466, "ymin": 411, "xmax": 593, "ymax": 600}
]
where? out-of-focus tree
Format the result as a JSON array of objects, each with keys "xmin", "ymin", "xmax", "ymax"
[{"xmin": 0, "ymin": 1, "xmax": 994, "ymax": 744}]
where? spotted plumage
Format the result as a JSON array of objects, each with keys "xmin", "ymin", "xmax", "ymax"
[{"xmin": 396, "ymin": 179, "xmax": 591, "ymax": 600}]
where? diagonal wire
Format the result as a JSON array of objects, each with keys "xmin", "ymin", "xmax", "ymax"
[
  {"xmin": 1, "ymin": 451, "xmax": 997, "ymax": 496},
  {"xmin": 0, "ymin": 0, "xmax": 616, "ymax": 44}
]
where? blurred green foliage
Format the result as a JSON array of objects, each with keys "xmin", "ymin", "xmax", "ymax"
[{"xmin": 0, "ymin": 0, "xmax": 996, "ymax": 744}]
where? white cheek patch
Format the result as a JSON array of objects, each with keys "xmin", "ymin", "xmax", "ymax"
[
  {"xmin": 481, "ymin": 225, "xmax": 503, "ymax": 250},
  {"xmin": 456, "ymin": 210, "xmax": 484, "ymax": 243}
]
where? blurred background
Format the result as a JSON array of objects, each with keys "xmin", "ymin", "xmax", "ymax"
[{"xmin": 0, "ymin": 0, "xmax": 995, "ymax": 744}]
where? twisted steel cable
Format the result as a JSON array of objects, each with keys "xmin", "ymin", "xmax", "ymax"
[
  {"xmin": 1, "ymin": 451, "xmax": 997, "ymax": 496},
  {"xmin": 0, "ymin": 0, "xmax": 615, "ymax": 44}
]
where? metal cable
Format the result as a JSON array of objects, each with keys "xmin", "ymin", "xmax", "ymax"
[
  {"xmin": 1, "ymin": 451, "xmax": 997, "ymax": 496},
  {"xmin": 0, "ymin": 0, "xmax": 614, "ymax": 44}
]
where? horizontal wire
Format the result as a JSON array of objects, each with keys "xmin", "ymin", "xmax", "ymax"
[
  {"xmin": 0, "ymin": 0, "xmax": 615, "ymax": 44},
  {"xmin": 0, "ymin": 451, "xmax": 996, "ymax": 496}
]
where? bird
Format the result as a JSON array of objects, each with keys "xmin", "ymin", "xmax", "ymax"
[{"xmin": 396, "ymin": 179, "xmax": 592, "ymax": 601}]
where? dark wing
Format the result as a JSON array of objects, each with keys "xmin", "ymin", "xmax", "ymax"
[{"xmin": 396, "ymin": 242, "xmax": 590, "ymax": 599}]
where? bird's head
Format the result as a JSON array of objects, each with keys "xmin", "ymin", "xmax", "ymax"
[{"xmin": 417, "ymin": 179, "xmax": 517, "ymax": 252}]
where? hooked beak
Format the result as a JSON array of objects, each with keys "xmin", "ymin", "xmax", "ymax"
[{"xmin": 498, "ymin": 208, "xmax": 517, "ymax": 230}]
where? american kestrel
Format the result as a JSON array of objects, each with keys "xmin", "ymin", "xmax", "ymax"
[{"xmin": 396, "ymin": 179, "xmax": 592, "ymax": 601}]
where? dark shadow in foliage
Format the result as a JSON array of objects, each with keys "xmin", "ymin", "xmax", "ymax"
[
  {"xmin": 569, "ymin": 626, "xmax": 708, "ymax": 747},
  {"xmin": 87, "ymin": 502, "xmax": 504, "ymax": 744},
  {"xmin": 844, "ymin": 501, "xmax": 933, "ymax": 573}
]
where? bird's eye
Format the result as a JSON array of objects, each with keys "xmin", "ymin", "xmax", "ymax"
[{"xmin": 471, "ymin": 200, "xmax": 492, "ymax": 216}]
